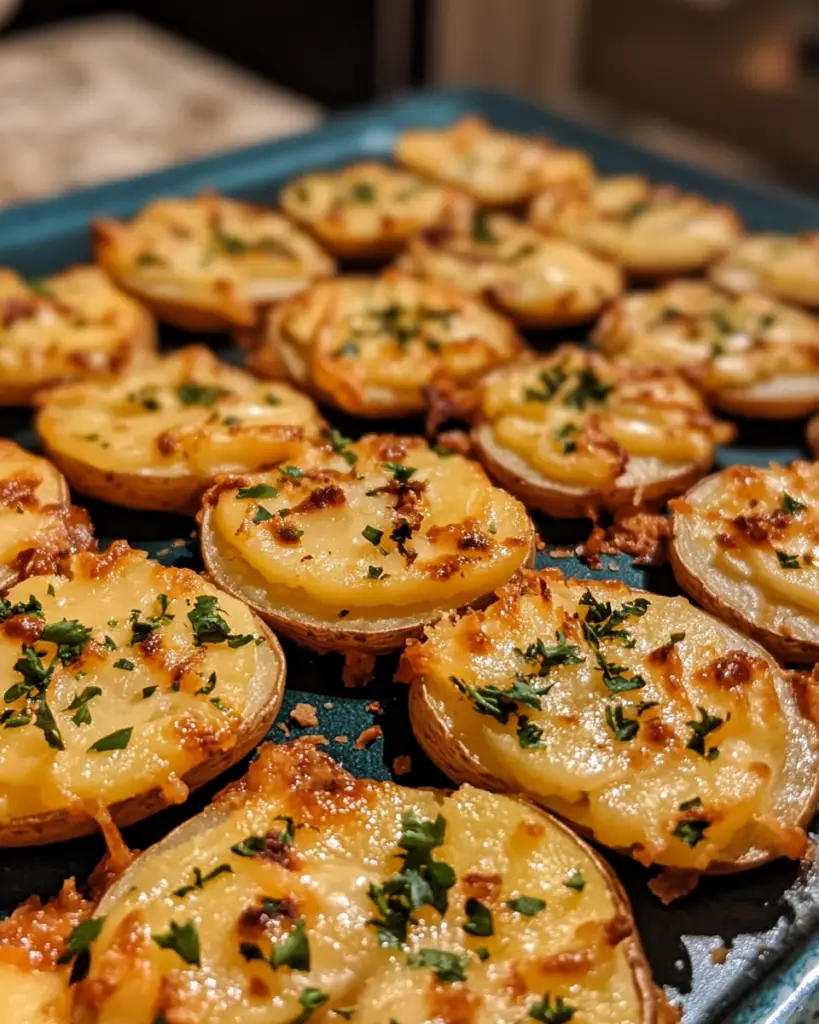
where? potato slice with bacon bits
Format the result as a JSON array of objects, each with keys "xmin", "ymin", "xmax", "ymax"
[
  {"xmin": 530, "ymin": 176, "xmax": 742, "ymax": 278},
  {"xmin": 32, "ymin": 739, "xmax": 659, "ymax": 1024},
  {"xmin": 0, "ymin": 266, "xmax": 155, "ymax": 404},
  {"xmin": 200, "ymin": 434, "xmax": 534, "ymax": 653},
  {"xmin": 711, "ymin": 233, "xmax": 819, "ymax": 310},
  {"xmin": 395, "ymin": 115, "xmax": 595, "ymax": 207},
  {"xmin": 36, "ymin": 346, "xmax": 325, "ymax": 513},
  {"xmin": 402, "ymin": 569, "xmax": 819, "ymax": 875},
  {"xmin": 669, "ymin": 462, "xmax": 819, "ymax": 663},
  {"xmin": 0, "ymin": 441, "xmax": 95, "ymax": 592},
  {"xmin": 94, "ymin": 194, "xmax": 335, "ymax": 330},
  {"xmin": 471, "ymin": 345, "xmax": 733, "ymax": 518},
  {"xmin": 594, "ymin": 280, "xmax": 819, "ymax": 419},
  {"xmin": 249, "ymin": 271, "xmax": 524, "ymax": 419},
  {"xmin": 0, "ymin": 542, "xmax": 284, "ymax": 846},
  {"xmin": 398, "ymin": 208, "xmax": 622, "ymax": 328},
  {"xmin": 280, "ymin": 162, "xmax": 463, "ymax": 260}
]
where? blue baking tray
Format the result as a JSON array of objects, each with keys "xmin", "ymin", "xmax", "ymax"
[{"xmin": 1, "ymin": 86, "xmax": 819, "ymax": 1024}]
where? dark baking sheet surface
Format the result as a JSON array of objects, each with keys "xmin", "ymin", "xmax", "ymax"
[{"xmin": 2, "ymin": 86, "xmax": 819, "ymax": 1024}]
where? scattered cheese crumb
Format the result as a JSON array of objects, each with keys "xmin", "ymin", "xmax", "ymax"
[
  {"xmin": 711, "ymin": 945, "xmax": 729, "ymax": 965},
  {"xmin": 323, "ymin": 702, "xmax": 334, "ymax": 710},
  {"xmin": 290, "ymin": 703, "xmax": 319, "ymax": 728},
  {"xmin": 277, "ymin": 722, "xmax": 291, "ymax": 738},
  {"xmin": 355, "ymin": 725, "xmax": 383, "ymax": 750},
  {"xmin": 647, "ymin": 868, "xmax": 699, "ymax": 904},
  {"xmin": 392, "ymin": 755, "xmax": 412, "ymax": 776},
  {"xmin": 334, "ymin": 735, "xmax": 349, "ymax": 744},
  {"xmin": 366, "ymin": 701, "xmax": 383, "ymax": 715}
]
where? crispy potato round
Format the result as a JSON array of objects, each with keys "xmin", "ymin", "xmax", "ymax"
[
  {"xmin": 280, "ymin": 161, "xmax": 464, "ymax": 260},
  {"xmin": 35, "ymin": 739, "xmax": 664, "ymax": 1023},
  {"xmin": 200, "ymin": 433, "xmax": 535, "ymax": 654},
  {"xmin": 0, "ymin": 266, "xmax": 155, "ymax": 404},
  {"xmin": 593, "ymin": 280, "xmax": 819, "ymax": 419},
  {"xmin": 248, "ymin": 270, "xmax": 524, "ymax": 419},
  {"xmin": 530, "ymin": 176, "xmax": 743, "ymax": 278},
  {"xmin": 397, "ymin": 208, "xmax": 622, "ymax": 328},
  {"xmin": 670, "ymin": 462, "xmax": 819, "ymax": 663},
  {"xmin": 395, "ymin": 114, "xmax": 595, "ymax": 207},
  {"xmin": 0, "ymin": 440, "xmax": 95, "ymax": 592},
  {"xmin": 711, "ymin": 233, "xmax": 819, "ymax": 310},
  {"xmin": 94, "ymin": 194, "xmax": 336, "ymax": 330},
  {"xmin": 0, "ymin": 542, "xmax": 285, "ymax": 846},
  {"xmin": 36, "ymin": 346, "xmax": 326, "ymax": 513},
  {"xmin": 471, "ymin": 345, "xmax": 733, "ymax": 518},
  {"xmin": 401, "ymin": 569, "xmax": 819, "ymax": 875}
]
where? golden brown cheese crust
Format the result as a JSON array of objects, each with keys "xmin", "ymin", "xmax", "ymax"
[
  {"xmin": 395, "ymin": 115, "xmax": 596, "ymax": 206},
  {"xmin": 280, "ymin": 161, "xmax": 464, "ymax": 259},
  {"xmin": 397, "ymin": 207, "xmax": 622, "ymax": 327},
  {"xmin": 0, "ymin": 266, "xmax": 155, "ymax": 404},
  {"xmin": 201, "ymin": 433, "xmax": 534, "ymax": 651},
  {"xmin": 670, "ymin": 462, "xmax": 819, "ymax": 662},
  {"xmin": 472, "ymin": 346, "xmax": 733, "ymax": 518},
  {"xmin": 250, "ymin": 270, "xmax": 524, "ymax": 418},
  {"xmin": 402, "ymin": 569, "xmax": 819, "ymax": 874},
  {"xmin": 36, "ymin": 346, "xmax": 326, "ymax": 513},
  {"xmin": 594, "ymin": 280, "xmax": 819, "ymax": 418},
  {"xmin": 530, "ymin": 176, "xmax": 743, "ymax": 277},
  {"xmin": 711, "ymin": 233, "xmax": 819, "ymax": 310},
  {"xmin": 94, "ymin": 194, "xmax": 336, "ymax": 330},
  {"xmin": 0, "ymin": 542, "xmax": 284, "ymax": 843},
  {"xmin": 58, "ymin": 740, "xmax": 657, "ymax": 1023}
]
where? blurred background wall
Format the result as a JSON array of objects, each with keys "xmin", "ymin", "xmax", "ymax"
[{"xmin": 1, "ymin": 0, "xmax": 818, "ymax": 203}]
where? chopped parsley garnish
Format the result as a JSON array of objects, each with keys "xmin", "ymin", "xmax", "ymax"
[
  {"xmin": 237, "ymin": 483, "xmax": 279, "ymax": 500},
  {"xmin": 564, "ymin": 369, "xmax": 612, "ymax": 411},
  {"xmin": 669, "ymin": 632, "xmax": 686, "ymax": 644},
  {"xmin": 524, "ymin": 364, "xmax": 567, "ymax": 404},
  {"xmin": 679, "ymin": 796, "xmax": 703, "ymax": 811},
  {"xmin": 291, "ymin": 988, "xmax": 329, "ymax": 1023},
  {"xmin": 686, "ymin": 706, "xmax": 724, "ymax": 760},
  {"xmin": 711, "ymin": 310, "xmax": 734, "ymax": 335},
  {"xmin": 554, "ymin": 423, "xmax": 578, "ymax": 454},
  {"xmin": 113, "ymin": 658, "xmax": 135, "ymax": 671},
  {"xmin": 279, "ymin": 465, "xmax": 305, "ymax": 480},
  {"xmin": 173, "ymin": 863, "xmax": 233, "ymax": 897},
  {"xmin": 516, "ymin": 716, "xmax": 546, "ymax": 749},
  {"xmin": 269, "ymin": 919, "xmax": 311, "ymax": 970},
  {"xmin": 579, "ymin": 591, "xmax": 649, "ymax": 693},
  {"xmin": 605, "ymin": 704, "xmax": 640, "ymax": 742},
  {"xmin": 324, "ymin": 427, "xmax": 358, "ymax": 466},
  {"xmin": 176, "ymin": 383, "xmax": 229, "ymax": 407},
  {"xmin": 452, "ymin": 675, "xmax": 548, "ymax": 726},
  {"xmin": 42, "ymin": 619, "xmax": 93, "ymax": 664},
  {"xmin": 152, "ymin": 920, "xmax": 201, "ymax": 965},
  {"xmin": 390, "ymin": 519, "xmax": 413, "ymax": 556},
  {"xmin": 367, "ymin": 811, "xmax": 455, "ymax": 948},
  {"xmin": 781, "ymin": 491, "xmax": 807, "ymax": 516},
  {"xmin": 187, "ymin": 595, "xmax": 258, "ymax": 648},
  {"xmin": 367, "ymin": 566, "xmax": 385, "ymax": 580},
  {"xmin": 333, "ymin": 340, "xmax": 359, "ymax": 359},
  {"xmin": 528, "ymin": 993, "xmax": 576, "ymax": 1023},
  {"xmin": 0, "ymin": 594, "xmax": 42, "ymax": 621},
  {"xmin": 362, "ymin": 525, "xmax": 384, "ymax": 548},
  {"xmin": 463, "ymin": 898, "xmax": 494, "ymax": 937},
  {"xmin": 564, "ymin": 870, "xmax": 585, "ymax": 892},
  {"xmin": 621, "ymin": 200, "xmax": 652, "ymax": 223},
  {"xmin": 195, "ymin": 672, "xmax": 217, "ymax": 696},
  {"xmin": 136, "ymin": 252, "xmax": 165, "ymax": 267},
  {"xmin": 471, "ymin": 210, "xmax": 496, "ymax": 243},
  {"xmin": 231, "ymin": 835, "xmax": 267, "ymax": 857},
  {"xmin": 350, "ymin": 181, "xmax": 375, "ymax": 203},
  {"xmin": 65, "ymin": 685, "xmax": 102, "ymax": 726},
  {"xmin": 104, "ymin": 635, "xmax": 117, "ymax": 651},
  {"xmin": 88, "ymin": 727, "xmax": 133, "ymax": 752},
  {"xmin": 142, "ymin": 686, "xmax": 158, "ymax": 699},
  {"xmin": 265, "ymin": 393, "xmax": 281, "ymax": 406},
  {"xmin": 3, "ymin": 643, "xmax": 64, "ymax": 749},
  {"xmin": 406, "ymin": 948, "xmax": 468, "ymax": 983},
  {"xmin": 672, "ymin": 819, "xmax": 710, "ymax": 848},
  {"xmin": 514, "ymin": 631, "xmax": 584, "ymax": 677},
  {"xmin": 506, "ymin": 896, "xmax": 546, "ymax": 916},
  {"xmin": 776, "ymin": 550, "xmax": 801, "ymax": 569},
  {"xmin": 384, "ymin": 462, "xmax": 416, "ymax": 484},
  {"xmin": 253, "ymin": 506, "xmax": 273, "ymax": 524},
  {"xmin": 129, "ymin": 595, "xmax": 174, "ymax": 644},
  {"xmin": 58, "ymin": 916, "xmax": 105, "ymax": 983}
]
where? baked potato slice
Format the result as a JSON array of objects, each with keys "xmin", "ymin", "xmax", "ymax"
[
  {"xmin": 200, "ymin": 433, "xmax": 535, "ymax": 653},
  {"xmin": 247, "ymin": 270, "xmax": 524, "ymax": 419},
  {"xmin": 669, "ymin": 462, "xmax": 819, "ymax": 663},
  {"xmin": 710, "ymin": 233, "xmax": 819, "ymax": 310},
  {"xmin": 401, "ymin": 569, "xmax": 819, "ymax": 875},
  {"xmin": 0, "ymin": 441, "xmax": 95, "ymax": 592},
  {"xmin": 280, "ymin": 161, "xmax": 463, "ymax": 260},
  {"xmin": 44, "ymin": 739, "xmax": 661, "ymax": 1023},
  {"xmin": 593, "ymin": 280, "xmax": 819, "ymax": 419},
  {"xmin": 0, "ymin": 541, "xmax": 285, "ymax": 846},
  {"xmin": 397, "ymin": 207, "xmax": 622, "ymax": 327},
  {"xmin": 395, "ymin": 114, "xmax": 595, "ymax": 207},
  {"xmin": 36, "ymin": 346, "xmax": 326, "ymax": 513},
  {"xmin": 94, "ymin": 194, "xmax": 335, "ymax": 330},
  {"xmin": 0, "ymin": 266, "xmax": 155, "ymax": 404},
  {"xmin": 471, "ymin": 345, "xmax": 733, "ymax": 518},
  {"xmin": 530, "ymin": 176, "xmax": 743, "ymax": 278}
]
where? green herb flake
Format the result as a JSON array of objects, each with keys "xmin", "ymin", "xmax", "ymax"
[
  {"xmin": 686, "ymin": 706, "xmax": 724, "ymax": 760},
  {"xmin": 324, "ymin": 427, "xmax": 358, "ymax": 466},
  {"xmin": 253, "ymin": 506, "xmax": 273, "ymax": 524},
  {"xmin": 528, "ymin": 992, "xmax": 576, "ymax": 1023},
  {"xmin": 142, "ymin": 685, "xmax": 158, "ymax": 699},
  {"xmin": 471, "ymin": 210, "xmax": 496, "ymax": 244},
  {"xmin": 605, "ymin": 704, "xmax": 640, "ymax": 743},
  {"xmin": 237, "ymin": 483, "xmax": 279, "ymax": 500},
  {"xmin": 114, "ymin": 658, "xmax": 135, "ymax": 671},
  {"xmin": 384, "ymin": 462, "xmax": 416, "ymax": 484},
  {"xmin": 173, "ymin": 863, "xmax": 233, "ymax": 898},
  {"xmin": 776, "ymin": 549, "xmax": 801, "ymax": 569},
  {"xmin": 362, "ymin": 525, "xmax": 384, "ymax": 547},
  {"xmin": 672, "ymin": 819, "xmax": 710, "ymax": 848},
  {"xmin": 271, "ymin": 919, "xmax": 310, "ymax": 970},
  {"xmin": 564, "ymin": 870, "xmax": 585, "ymax": 892},
  {"xmin": 152, "ymin": 920, "xmax": 201, "ymax": 965},
  {"xmin": 781, "ymin": 491, "xmax": 807, "ymax": 516},
  {"xmin": 506, "ymin": 895, "xmax": 546, "ymax": 916},
  {"xmin": 88, "ymin": 727, "xmax": 133, "ymax": 752},
  {"xmin": 176, "ymin": 383, "xmax": 229, "ymax": 407},
  {"xmin": 406, "ymin": 948, "xmax": 467, "ymax": 983},
  {"xmin": 367, "ymin": 565, "xmax": 385, "ymax": 580},
  {"xmin": 679, "ymin": 796, "xmax": 703, "ymax": 811},
  {"xmin": 462, "ymin": 898, "xmax": 494, "ymax": 937}
]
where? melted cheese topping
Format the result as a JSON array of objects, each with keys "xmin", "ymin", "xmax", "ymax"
[
  {"xmin": 0, "ymin": 543, "xmax": 274, "ymax": 821},
  {"xmin": 711, "ymin": 233, "xmax": 819, "ymax": 309},
  {"xmin": 479, "ymin": 347, "xmax": 731, "ymax": 491},
  {"xmin": 73, "ymin": 741, "xmax": 648, "ymax": 1024},
  {"xmin": 594, "ymin": 280, "xmax": 819, "ymax": 394},
  {"xmin": 403, "ymin": 570, "xmax": 818, "ymax": 871},
  {"xmin": 0, "ymin": 267, "xmax": 153, "ymax": 394},
  {"xmin": 280, "ymin": 162, "xmax": 457, "ymax": 252},
  {"xmin": 399, "ymin": 211, "xmax": 621, "ymax": 323},
  {"xmin": 37, "ymin": 346, "xmax": 324, "ymax": 479},
  {"xmin": 267, "ymin": 271, "xmax": 522, "ymax": 414},
  {"xmin": 530, "ymin": 176, "xmax": 742, "ymax": 275},
  {"xmin": 396, "ymin": 115, "xmax": 595, "ymax": 205},
  {"xmin": 95, "ymin": 195, "xmax": 335, "ymax": 326},
  {"xmin": 207, "ymin": 435, "xmax": 533, "ymax": 624},
  {"xmin": 672, "ymin": 462, "xmax": 819, "ymax": 636}
]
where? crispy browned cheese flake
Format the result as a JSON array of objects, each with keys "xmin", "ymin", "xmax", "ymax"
[
  {"xmin": 289, "ymin": 702, "xmax": 319, "ymax": 728},
  {"xmin": 354, "ymin": 724, "xmax": 383, "ymax": 750}
]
